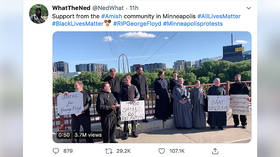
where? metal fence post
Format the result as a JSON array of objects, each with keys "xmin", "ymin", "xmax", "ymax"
[
  {"xmin": 59, "ymin": 115, "xmax": 65, "ymax": 131},
  {"xmin": 226, "ymin": 81, "xmax": 231, "ymax": 95}
]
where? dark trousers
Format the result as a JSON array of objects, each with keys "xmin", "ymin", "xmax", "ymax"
[
  {"xmin": 116, "ymin": 107, "xmax": 121, "ymax": 125},
  {"xmin": 233, "ymin": 114, "xmax": 247, "ymax": 126},
  {"xmin": 71, "ymin": 114, "xmax": 92, "ymax": 143},
  {"xmin": 101, "ymin": 114, "xmax": 117, "ymax": 143},
  {"xmin": 207, "ymin": 112, "xmax": 227, "ymax": 128},
  {"xmin": 123, "ymin": 121, "xmax": 136, "ymax": 134}
]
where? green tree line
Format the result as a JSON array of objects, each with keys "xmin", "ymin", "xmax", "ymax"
[{"xmin": 53, "ymin": 60, "xmax": 251, "ymax": 94}]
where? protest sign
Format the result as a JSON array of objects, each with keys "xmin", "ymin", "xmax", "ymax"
[
  {"xmin": 120, "ymin": 100, "xmax": 145, "ymax": 121},
  {"xmin": 230, "ymin": 95, "xmax": 249, "ymax": 115},
  {"xmin": 57, "ymin": 92, "xmax": 83, "ymax": 115},
  {"xmin": 208, "ymin": 95, "xmax": 230, "ymax": 112}
]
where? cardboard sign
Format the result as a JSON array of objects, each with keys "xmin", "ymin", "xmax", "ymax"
[
  {"xmin": 57, "ymin": 92, "xmax": 83, "ymax": 115},
  {"xmin": 120, "ymin": 100, "xmax": 145, "ymax": 121},
  {"xmin": 208, "ymin": 95, "xmax": 230, "ymax": 112},
  {"xmin": 230, "ymin": 95, "xmax": 249, "ymax": 115}
]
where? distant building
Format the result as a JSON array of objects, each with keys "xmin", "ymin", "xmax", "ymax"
[
  {"xmin": 63, "ymin": 72, "xmax": 81, "ymax": 78},
  {"xmin": 193, "ymin": 57, "xmax": 222, "ymax": 67},
  {"xmin": 243, "ymin": 50, "xmax": 251, "ymax": 60},
  {"xmin": 186, "ymin": 61, "xmax": 194, "ymax": 67},
  {"xmin": 90, "ymin": 63, "xmax": 108, "ymax": 75},
  {"xmin": 53, "ymin": 72, "xmax": 65, "ymax": 78},
  {"xmin": 53, "ymin": 61, "xmax": 69, "ymax": 74},
  {"xmin": 130, "ymin": 64, "xmax": 143, "ymax": 72},
  {"xmin": 194, "ymin": 60, "xmax": 200, "ymax": 68},
  {"xmin": 212, "ymin": 56, "xmax": 223, "ymax": 61},
  {"xmin": 222, "ymin": 44, "xmax": 244, "ymax": 62},
  {"xmin": 53, "ymin": 72, "xmax": 81, "ymax": 78},
  {"xmin": 173, "ymin": 60, "xmax": 186, "ymax": 71},
  {"xmin": 143, "ymin": 63, "xmax": 166, "ymax": 73},
  {"xmin": 194, "ymin": 58, "xmax": 209, "ymax": 67},
  {"xmin": 76, "ymin": 64, "xmax": 89, "ymax": 72},
  {"xmin": 76, "ymin": 63, "xmax": 108, "ymax": 75}
]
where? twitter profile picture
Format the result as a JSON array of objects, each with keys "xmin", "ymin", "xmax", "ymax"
[{"xmin": 29, "ymin": 4, "xmax": 48, "ymax": 24}]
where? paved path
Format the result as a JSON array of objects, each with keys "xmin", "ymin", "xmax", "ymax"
[
  {"xmin": 115, "ymin": 114, "xmax": 251, "ymax": 143},
  {"xmin": 55, "ymin": 110, "xmax": 251, "ymax": 143}
]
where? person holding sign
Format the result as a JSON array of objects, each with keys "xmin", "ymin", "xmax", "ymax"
[
  {"xmin": 207, "ymin": 78, "xmax": 227, "ymax": 130},
  {"xmin": 96, "ymin": 82, "xmax": 118, "ymax": 143},
  {"xmin": 154, "ymin": 71, "xmax": 171, "ymax": 121},
  {"xmin": 173, "ymin": 78, "xmax": 192, "ymax": 129},
  {"xmin": 131, "ymin": 66, "xmax": 149, "ymax": 122},
  {"xmin": 119, "ymin": 75, "xmax": 140, "ymax": 140},
  {"xmin": 61, "ymin": 81, "xmax": 93, "ymax": 143},
  {"xmin": 190, "ymin": 80, "xmax": 206, "ymax": 129},
  {"xmin": 229, "ymin": 74, "xmax": 250, "ymax": 129}
]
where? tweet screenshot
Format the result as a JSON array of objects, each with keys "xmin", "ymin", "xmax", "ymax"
[{"xmin": 23, "ymin": 0, "xmax": 257, "ymax": 156}]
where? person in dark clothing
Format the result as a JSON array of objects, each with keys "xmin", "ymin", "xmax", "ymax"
[
  {"xmin": 30, "ymin": 6, "xmax": 45, "ymax": 24},
  {"xmin": 207, "ymin": 78, "xmax": 227, "ymax": 130},
  {"xmin": 154, "ymin": 71, "xmax": 171, "ymax": 121},
  {"xmin": 229, "ymin": 74, "xmax": 250, "ymax": 129},
  {"xmin": 103, "ymin": 68, "xmax": 122, "ymax": 127},
  {"xmin": 104, "ymin": 68, "xmax": 122, "ymax": 102},
  {"xmin": 169, "ymin": 71, "xmax": 179, "ymax": 115},
  {"xmin": 96, "ymin": 82, "xmax": 118, "ymax": 143},
  {"xmin": 131, "ymin": 66, "xmax": 149, "ymax": 122},
  {"xmin": 119, "ymin": 75, "xmax": 140, "ymax": 139},
  {"xmin": 61, "ymin": 81, "xmax": 93, "ymax": 143}
]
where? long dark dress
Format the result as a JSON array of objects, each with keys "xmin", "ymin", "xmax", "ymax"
[
  {"xmin": 190, "ymin": 87, "xmax": 206, "ymax": 128},
  {"xmin": 207, "ymin": 85, "xmax": 227, "ymax": 128},
  {"xmin": 131, "ymin": 74, "xmax": 149, "ymax": 100},
  {"xmin": 96, "ymin": 91, "xmax": 118, "ymax": 143},
  {"xmin": 173, "ymin": 85, "xmax": 192, "ymax": 128},
  {"xmin": 103, "ymin": 76, "xmax": 122, "ymax": 103},
  {"xmin": 169, "ymin": 78, "xmax": 178, "ymax": 115},
  {"xmin": 104, "ymin": 76, "xmax": 122, "ymax": 125},
  {"xmin": 154, "ymin": 78, "xmax": 171, "ymax": 120}
]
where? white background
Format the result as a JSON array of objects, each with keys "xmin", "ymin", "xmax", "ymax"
[{"xmin": 23, "ymin": 0, "xmax": 257, "ymax": 156}]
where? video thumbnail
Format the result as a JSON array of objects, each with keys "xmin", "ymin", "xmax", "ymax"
[{"xmin": 52, "ymin": 31, "xmax": 252, "ymax": 143}]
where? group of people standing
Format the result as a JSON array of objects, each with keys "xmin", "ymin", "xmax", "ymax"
[
  {"xmin": 154, "ymin": 71, "xmax": 250, "ymax": 131},
  {"xmin": 61, "ymin": 66, "xmax": 250, "ymax": 143},
  {"xmin": 96, "ymin": 67, "xmax": 149, "ymax": 143},
  {"xmin": 207, "ymin": 74, "xmax": 249, "ymax": 130}
]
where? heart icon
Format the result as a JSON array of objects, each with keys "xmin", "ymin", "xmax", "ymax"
[{"xmin": 158, "ymin": 148, "xmax": 165, "ymax": 154}]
